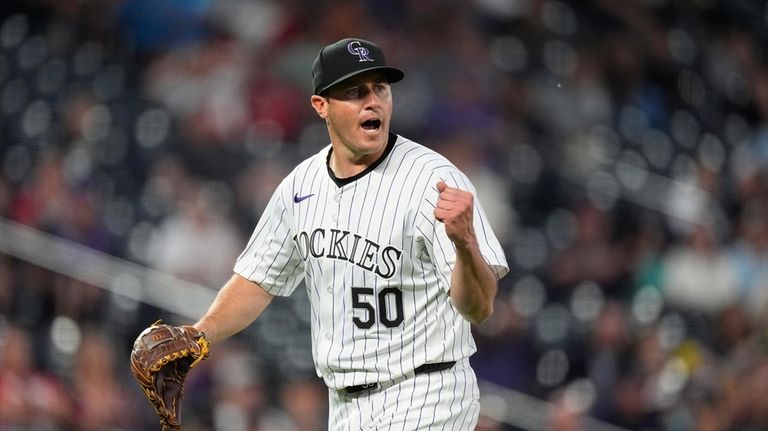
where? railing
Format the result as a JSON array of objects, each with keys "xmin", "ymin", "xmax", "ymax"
[{"xmin": 0, "ymin": 217, "xmax": 217, "ymax": 321}]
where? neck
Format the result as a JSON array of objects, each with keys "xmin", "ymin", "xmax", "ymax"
[
  {"xmin": 329, "ymin": 149, "xmax": 380, "ymax": 178},
  {"xmin": 325, "ymin": 133, "xmax": 396, "ymax": 185}
]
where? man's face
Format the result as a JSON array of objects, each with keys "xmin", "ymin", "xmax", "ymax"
[{"xmin": 311, "ymin": 71, "xmax": 393, "ymax": 163}]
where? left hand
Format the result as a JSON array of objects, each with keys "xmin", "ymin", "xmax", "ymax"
[
  {"xmin": 434, "ymin": 181, "xmax": 476, "ymax": 248},
  {"xmin": 130, "ymin": 322, "xmax": 210, "ymax": 431}
]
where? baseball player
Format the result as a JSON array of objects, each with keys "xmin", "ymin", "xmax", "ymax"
[{"xmin": 193, "ymin": 37, "xmax": 509, "ymax": 430}]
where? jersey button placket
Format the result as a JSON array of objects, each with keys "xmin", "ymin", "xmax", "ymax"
[{"xmin": 331, "ymin": 190, "xmax": 342, "ymax": 223}]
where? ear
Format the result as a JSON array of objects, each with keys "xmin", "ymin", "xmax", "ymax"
[{"xmin": 310, "ymin": 95, "xmax": 329, "ymax": 119}]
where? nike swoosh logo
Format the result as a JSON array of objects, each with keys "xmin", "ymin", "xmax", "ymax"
[{"xmin": 293, "ymin": 193, "xmax": 314, "ymax": 203}]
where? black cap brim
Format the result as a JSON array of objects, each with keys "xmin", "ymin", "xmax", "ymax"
[{"xmin": 316, "ymin": 66, "xmax": 404, "ymax": 95}]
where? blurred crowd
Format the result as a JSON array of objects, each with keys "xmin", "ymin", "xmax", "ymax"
[{"xmin": 1, "ymin": 0, "xmax": 768, "ymax": 430}]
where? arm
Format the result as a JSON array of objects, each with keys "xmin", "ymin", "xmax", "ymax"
[
  {"xmin": 193, "ymin": 273, "xmax": 274, "ymax": 344},
  {"xmin": 434, "ymin": 181, "xmax": 498, "ymax": 325}
]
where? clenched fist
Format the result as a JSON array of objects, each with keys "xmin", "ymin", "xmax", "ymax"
[{"xmin": 434, "ymin": 181, "xmax": 476, "ymax": 248}]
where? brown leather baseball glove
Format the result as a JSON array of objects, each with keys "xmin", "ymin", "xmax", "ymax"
[{"xmin": 130, "ymin": 321, "xmax": 210, "ymax": 431}]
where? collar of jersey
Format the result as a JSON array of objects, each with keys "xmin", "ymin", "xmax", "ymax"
[{"xmin": 325, "ymin": 132, "xmax": 397, "ymax": 187}]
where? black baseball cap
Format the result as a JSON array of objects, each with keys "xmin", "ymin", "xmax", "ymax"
[{"xmin": 311, "ymin": 38, "xmax": 405, "ymax": 95}]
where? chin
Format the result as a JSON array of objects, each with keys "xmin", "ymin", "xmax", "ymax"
[{"xmin": 357, "ymin": 127, "xmax": 385, "ymax": 143}]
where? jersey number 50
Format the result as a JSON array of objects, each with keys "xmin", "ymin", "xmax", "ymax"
[{"xmin": 351, "ymin": 287, "xmax": 404, "ymax": 329}]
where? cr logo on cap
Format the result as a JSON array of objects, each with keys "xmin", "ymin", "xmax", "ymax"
[{"xmin": 347, "ymin": 41, "xmax": 374, "ymax": 62}]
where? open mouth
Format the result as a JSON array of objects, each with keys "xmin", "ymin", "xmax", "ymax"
[{"xmin": 361, "ymin": 119, "xmax": 381, "ymax": 131}]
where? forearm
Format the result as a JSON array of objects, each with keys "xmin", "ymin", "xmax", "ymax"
[
  {"xmin": 194, "ymin": 273, "xmax": 274, "ymax": 344},
  {"xmin": 449, "ymin": 239, "xmax": 498, "ymax": 325}
]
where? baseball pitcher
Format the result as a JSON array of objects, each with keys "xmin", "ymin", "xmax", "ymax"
[{"xmin": 131, "ymin": 37, "xmax": 509, "ymax": 430}]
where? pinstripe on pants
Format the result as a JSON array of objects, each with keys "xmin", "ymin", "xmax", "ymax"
[{"xmin": 328, "ymin": 359, "xmax": 480, "ymax": 430}]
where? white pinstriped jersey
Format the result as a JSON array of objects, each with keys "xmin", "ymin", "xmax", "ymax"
[{"xmin": 234, "ymin": 133, "xmax": 509, "ymax": 390}]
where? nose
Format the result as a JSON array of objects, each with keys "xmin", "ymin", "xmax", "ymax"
[{"xmin": 362, "ymin": 84, "xmax": 381, "ymax": 108}]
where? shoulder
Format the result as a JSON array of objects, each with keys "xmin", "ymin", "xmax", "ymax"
[
  {"xmin": 279, "ymin": 144, "xmax": 331, "ymax": 186},
  {"xmin": 293, "ymin": 144, "xmax": 331, "ymax": 175},
  {"xmin": 265, "ymin": 145, "xmax": 330, "ymax": 211},
  {"xmin": 389, "ymin": 135, "xmax": 458, "ymax": 176},
  {"xmin": 391, "ymin": 136, "xmax": 480, "ymax": 198}
]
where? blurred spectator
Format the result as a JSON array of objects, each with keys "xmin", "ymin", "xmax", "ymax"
[
  {"xmin": 582, "ymin": 300, "xmax": 632, "ymax": 420},
  {"xmin": 437, "ymin": 131, "xmax": 516, "ymax": 243},
  {"xmin": 208, "ymin": 342, "xmax": 269, "ymax": 431},
  {"xmin": 475, "ymin": 415, "xmax": 505, "ymax": 431},
  {"xmin": 728, "ymin": 198, "xmax": 768, "ymax": 319},
  {"xmin": 147, "ymin": 178, "xmax": 241, "ymax": 287},
  {"xmin": 547, "ymin": 201, "xmax": 629, "ymax": 296},
  {"xmin": 10, "ymin": 151, "xmax": 72, "ymax": 230},
  {"xmin": 605, "ymin": 372, "xmax": 661, "ymax": 430},
  {"xmin": 471, "ymin": 291, "xmax": 538, "ymax": 392},
  {"xmin": 70, "ymin": 330, "xmax": 139, "ymax": 430},
  {"xmin": 233, "ymin": 157, "xmax": 290, "ymax": 230},
  {"xmin": 0, "ymin": 325, "xmax": 74, "ymax": 428},
  {"xmin": 0, "ymin": 258, "xmax": 12, "ymax": 318},
  {"xmin": 274, "ymin": 377, "xmax": 328, "ymax": 431},
  {"xmin": 53, "ymin": 277, "xmax": 107, "ymax": 324},
  {"xmin": 244, "ymin": 66, "xmax": 311, "ymax": 143},
  {"xmin": 117, "ymin": 0, "xmax": 215, "ymax": 56},
  {"xmin": 143, "ymin": 31, "xmax": 251, "ymax": 145},
  {"xmin": 0, "ymin": 177, "xmax": 10, "ymax": 218},
  {"xmin": 544, "ymin": 388, "xmax": 588, "ymax": 431},
  {"xmin": 659, "ymin": 222, "xmax": 740, "ymax": 317}
]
